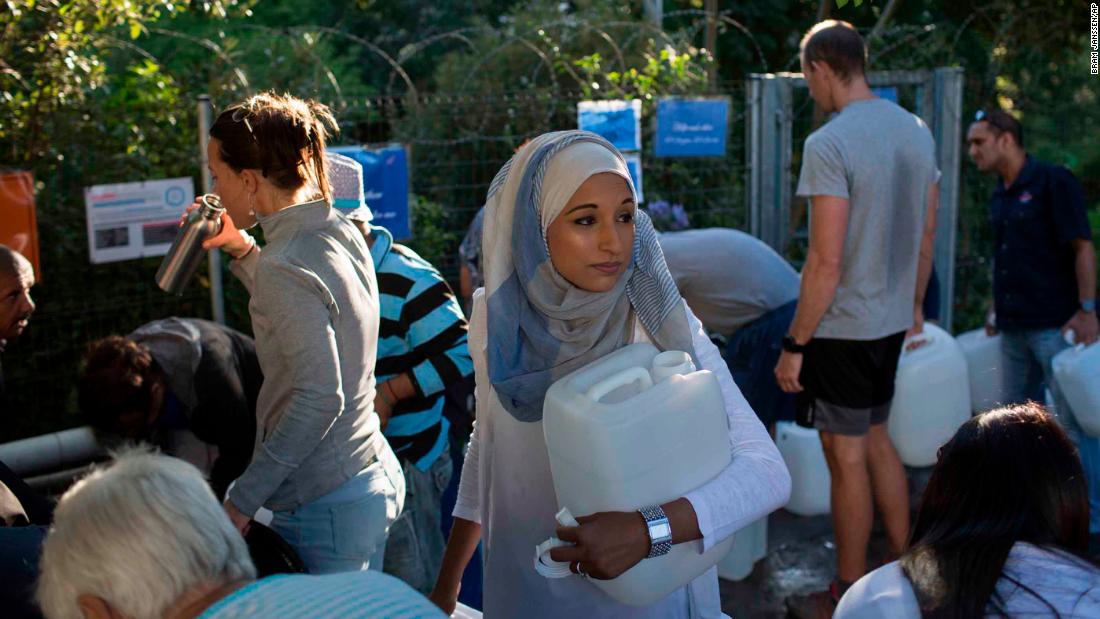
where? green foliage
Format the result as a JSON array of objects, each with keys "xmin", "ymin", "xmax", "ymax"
[
  {"xmin": 2, "ymin": 0, "xmax": 1098, "ymax": 437},
  {"xmin": 0, "ymin": 1, "xmax": 245, "ymax": 441},
  {"xmin": 408, "ymin": 194, "xmax": 460, "ymax": 271},
  {"xmin": 409, "ymin": 0, "xmax": 733, "ymax": 245},
  {"xmin": 574, "ymin": 45, "xmax": 710, "ymax": 100},
  {"xmin": 679, "ymin": 0, "xmax": 1099, "ymax": 331},
  {"xmin": 0, "ymin": 0, "xmax": 247, "ymax": 165}
]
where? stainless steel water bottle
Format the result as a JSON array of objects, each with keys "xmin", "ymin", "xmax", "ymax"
[{"xmin": 155, "ymin": 194, "xmax": 224, "ymax": 295}]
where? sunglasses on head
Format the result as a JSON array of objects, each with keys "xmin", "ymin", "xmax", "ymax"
[
  {"xmin": 974, "ymin": 109, "xmax": 1013, "ymax": 134},
  {"xmin": 231, "ymin": 104, "xmax": 258, "ymax": 142}
]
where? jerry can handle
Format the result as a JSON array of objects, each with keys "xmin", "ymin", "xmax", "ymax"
[
  {"xmin": 585, "ymin": 366, "xmax": 653, "ymax": 403},
  {"xmin": 534, "ymin": 508, "xmax": 582, "ymax": 579}
]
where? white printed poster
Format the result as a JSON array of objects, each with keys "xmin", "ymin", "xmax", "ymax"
[{"xmin": 84, "ymin": 177, "xmax": 194, "ymax": 264}]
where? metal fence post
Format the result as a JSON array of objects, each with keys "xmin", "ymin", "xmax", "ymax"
[
  {"xmin": 774, "ymin": 75, "xmax": 794, "ymax": 254},
  {"xmin": 746, "ymin": 75, "xmax": 763, "ymax": 243},
  {"xmin": 643, "ymin": 0, "xmax": 662, "ymax": 26},
  {"xmin": 746, "ymin": 74, "xmax": 794, "ymax": 253},
  {"xmin": 198, "ymin": 95, "xmax": 226, "ymax": 325},
  {"xmin": 932, "ymin": 68, "xmax": 964, "ymax": 331}
]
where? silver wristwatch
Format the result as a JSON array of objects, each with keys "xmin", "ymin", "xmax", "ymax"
[{"xmin": 638, "ymin": 505, "xmax": 673, "ymax": 558}]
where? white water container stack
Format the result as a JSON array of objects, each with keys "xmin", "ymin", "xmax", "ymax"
[
  {"xmin": 775, "ymin": 421, "xmax": 831, "ymax": 516},
  {"xmin": 1053, "ymin": 343, "xmax": 1100, "ymax": 436},
  {"xmin": 451, "ymin": 603, "xmax": 482, "ymax": 619},
  {"xmin": 888, "ymin": 323, "xmax": 972, "ymax": 467},
  {"xmin": 541, "ymin": 344, "xmax": 733, "ymax": 606},
  {"xmin": 956, "ymin": 329, "xmax": 1006, "ymax": 413},
  {"xmin": 716, "ymin": 516, "xmax": 768, "ymax": 581}
]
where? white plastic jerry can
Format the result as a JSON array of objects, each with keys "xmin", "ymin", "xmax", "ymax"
[
  {"xmin": 888, "ymin": 323, "xmax": 972, "ymax": 467},
  {"xmin": 450, "ymin": 603, "xmax": 482, "ymax": 619},
  {"xmin": 716, "ymin": 516, "xmax": 768, "ymax": 582},
  {"xmin": 956, "ymin": 329, "xmax": 1006, "ymax": 414},
  {"xmin": 1053, "ymin": 343, "xmax": 1100, "ymax": 436},
  {"xmin": 539, "ymin": 343, "xmax": 732, "ymax": 606},
  {"xmin": 775, "ymin": 421, "xmax": 831, "ymax": 516}
]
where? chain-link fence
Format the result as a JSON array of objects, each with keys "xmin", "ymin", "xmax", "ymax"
[
  {"xmin": 8, "ymin": 6, "xmax": 1094, "ymax": 442},
  {"xmin": 3, "ymin": 83, "xmax": 749, "ymax": 442},
  {"xmin": 339, "ymin": 84, "xmax": 750, "ymax": 276},
  {"xmin": 4, "ymin": 259, "xmax": 215, "ymax": 442}
]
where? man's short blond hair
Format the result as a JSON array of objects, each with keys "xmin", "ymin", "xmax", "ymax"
[{"xmin": 800, "ymin": 20, "xmax": 867, "ymax": 83}]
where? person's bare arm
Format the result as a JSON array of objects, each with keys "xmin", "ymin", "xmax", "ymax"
[
  {"xmin": 459, "ymin": 265, "xmax": 473, "ymax": 302},
  {"xmin": 775, "ymin": 195, "xmax": 849, "ymax": 393},
  {"xmin": 1063, "ymin": 239, "xmax": 1099, "ymax": 344},
  {"xmin": 788, "ymin": 195, "xmax": 849, "ymax": 343},
  {"xmin": 430, "ymin": 518, "xmax": 482, "ymax": 614},
  {"xmin": 908, "ymin": 182, "xmax": 940, "ymax": 344}
]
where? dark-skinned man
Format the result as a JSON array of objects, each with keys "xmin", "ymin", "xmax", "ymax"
[{"xmin": 968, "ymin": 108, "xmax": 1100, "ymax": 537}]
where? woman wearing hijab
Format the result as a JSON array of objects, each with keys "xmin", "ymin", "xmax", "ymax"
[{"xmin": 429, "ymin": 131, "xmax": 791, "ymax": 618}]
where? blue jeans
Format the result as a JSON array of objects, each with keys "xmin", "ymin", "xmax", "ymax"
[
  {"xmin": 383, "ymin": 450, "xmax": 453, "ymax": 594},
  {"xmin": 1002, "ymin": 328, "xmax": 1100, "ymax": 533},
  {"xmin": 725, "ymin": 300, "xmax": 798, "ymax": 428},
  {"xmin": 271, "ymin": 447, "xmax": 405, "ymax": 574}
]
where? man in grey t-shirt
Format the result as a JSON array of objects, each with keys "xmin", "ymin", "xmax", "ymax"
[
  {"xmin": 660, "ymin": 228, "xmax": 800, "ymax": 427},
  {"xmin": 777, "ymin": 21, "xmax": 940, "ymax": 619}
]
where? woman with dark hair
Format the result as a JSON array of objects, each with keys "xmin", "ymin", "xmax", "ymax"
[
  {"xmin": 836, "ymin": 403, "xmax": 1100, "ymax": 617},
  {"xmin": 190, "ymin": 92, "xmax": 404, "ymax": 574}
]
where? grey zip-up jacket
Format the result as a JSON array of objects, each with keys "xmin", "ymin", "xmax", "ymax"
[{"xmin": 227, "ymin": 200, "xmax": 386, "ymax": 516}]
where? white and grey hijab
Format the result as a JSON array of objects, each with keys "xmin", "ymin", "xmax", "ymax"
[{"xmin": 482, "ymin": 130, "xmax": 697, "ymax": 422}]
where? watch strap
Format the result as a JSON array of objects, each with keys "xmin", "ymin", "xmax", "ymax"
[
  {"xmin": 1081, "ymin": 299, "xmax": 1096, "ymax": 313},
  {"xmin": 782, "ymin": 334, "xmax": 807, "ymax": 354},
  {"xmin": 639, "ymin": 505, "xmax": 673, "ymax": 559}
]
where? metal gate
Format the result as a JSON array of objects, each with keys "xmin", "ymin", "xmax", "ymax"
[{"xmin": 745, "ymin": 68, "xmax": 965, "ymax": 330}]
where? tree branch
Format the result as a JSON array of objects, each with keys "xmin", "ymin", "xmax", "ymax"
[{"xmin": 869, "ymin": 0, "xmax": 904, "ymax": 43}]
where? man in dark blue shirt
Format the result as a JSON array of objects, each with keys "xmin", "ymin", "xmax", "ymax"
[{"xmin": 969, "ymin": 108, "xmax": 1100, "ymax": 533}]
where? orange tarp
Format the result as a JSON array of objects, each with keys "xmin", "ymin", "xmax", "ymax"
[{"xmin": 0, "ymin": 171, "xmax": 41, "ymax": 280}]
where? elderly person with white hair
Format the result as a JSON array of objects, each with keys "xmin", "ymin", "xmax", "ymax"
[{"xmin": 36, "ymin": 450, "xmax": 445, "ymax": 619}]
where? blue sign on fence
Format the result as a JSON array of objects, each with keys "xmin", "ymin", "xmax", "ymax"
[
  {"xmin": 872, "ymin": 86, "xmax": 899, "ymax": 105},
  {"xmin": 624, "ymin": 153, "xmax": 644, "ymax": 204},
  {"xmin": 577, "ymin": 100, "xmax": 642, "ymax": 152},
  {"xmin": 655, "ymin": 98, "xmax": 729, "ymax": 157},
  {"xmin": 329, "ymin": 144, "xmax": 411, "ymax": 240}
]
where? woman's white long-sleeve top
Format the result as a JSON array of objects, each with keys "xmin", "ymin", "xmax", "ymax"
[{"xmin": 453, "ymin": 289, "xmax": 792, "ymax": 618}]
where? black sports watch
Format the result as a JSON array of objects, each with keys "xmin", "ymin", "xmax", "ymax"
[{"xmin": 782, "ymin": 334, "xmax": 807, "ymax": 354}]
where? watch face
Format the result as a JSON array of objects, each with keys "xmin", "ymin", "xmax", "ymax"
[{"xmin": 651, "ymin": 522, "xmax": 672, "ymax": 541}]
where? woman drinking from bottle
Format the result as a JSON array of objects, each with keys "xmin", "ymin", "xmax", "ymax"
[{"xmin": 193, "ymin": 92, "xmax": 404, "ymax": 574}]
